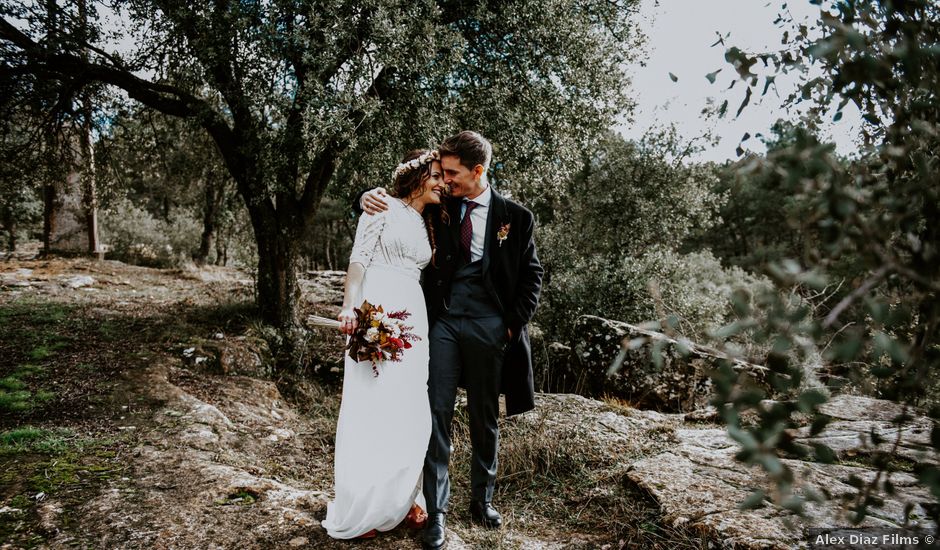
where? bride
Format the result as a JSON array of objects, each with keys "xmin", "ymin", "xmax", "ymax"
[{"xmin": 321, "ymin": 149, "xmax": 446, "ymax": 539}]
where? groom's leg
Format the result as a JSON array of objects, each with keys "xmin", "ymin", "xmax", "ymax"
[
  {"xmin": 461, "ymin": 315, "xmax": 507, "ymax": 504},
  {"xmin": 424, "ymin": 314, "xmax": 462, "ymax": 515}
]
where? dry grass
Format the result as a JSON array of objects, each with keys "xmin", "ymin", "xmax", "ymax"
[{"xmin": 442, "ymin": 394, "xmax": 714, "ymax": 548}]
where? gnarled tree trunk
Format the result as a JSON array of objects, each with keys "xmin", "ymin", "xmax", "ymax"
[{"xmin": 249, "ymin": 205, "xmax": 307, "ymax": 370}]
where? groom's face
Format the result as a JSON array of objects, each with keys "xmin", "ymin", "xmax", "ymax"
[{"xmin": 441, "ymin": 155, "xmax": 481, "ymax": 199}]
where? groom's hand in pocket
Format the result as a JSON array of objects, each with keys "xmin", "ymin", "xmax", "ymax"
[{"xmin": 361, "ymin": 187, "xmax": 389, "ymax": 215}]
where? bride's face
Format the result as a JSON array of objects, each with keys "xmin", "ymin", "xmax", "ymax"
[{"xmin": 416, "ymin": 160, "xmax": 446, "ymax": 205}]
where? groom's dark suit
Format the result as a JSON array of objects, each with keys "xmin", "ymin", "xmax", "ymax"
[
  {"xmin": 422, "ymin": 187, "xmax": 543, "ymax": 513},
  {"xmin": 424, "ymin": 190, "xmax": 543, "ymax": 412},
  {"xmin": 354, "ymin": 187, "xmax": 543, "ymax": 514}
]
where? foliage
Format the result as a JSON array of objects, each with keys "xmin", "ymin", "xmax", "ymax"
[
  {"xmin": 0, "ymin": 363, "xmax": 53, "ymax": 413},
  {"xmin": 537, "ymin": 130, "xmax": 757, "ymax": 347},
  {"xmin": 0, "ymin": 115, "xmax": 56, "ymax": 251},
  {"xmin": 690, "ymin": 122, "xmax": 827, "ymax": 272},
  {"xmin": 298, "ymin": 196, "xmax": 354, "ymax": 271},
  {"xmin": 538, "ymin": 129, "xmax": 723, "ymax": 256},
  {"xmin": 0, "ymin": 0, "xmax": 645, "ymax": 343},
  {"xmin": 630, "ymin": 0, "xmax": 940, "ymax": 525},
  {"xmin": 0, "ymin": 180, "xmax": 42, "ymax": 251},
  {"xmin": 100, "ymin": 197, "xmax": 202, "ymax": 267},
  {"xmin": 96, "ymin": 106, "xmax": 247, "ymax": 266},
  {"xmin": 544, "ymin": 245, "xmax": 771, "ymax": 345}
]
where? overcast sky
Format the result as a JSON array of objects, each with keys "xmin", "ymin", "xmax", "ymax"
[{"xmin": 618, "ymin": 0, "xmax": 862, "ymax": 162}]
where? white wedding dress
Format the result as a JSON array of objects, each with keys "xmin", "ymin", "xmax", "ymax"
[{"xmin": 321, "ymin": 198, "xmax": 433, "ymax": 539}]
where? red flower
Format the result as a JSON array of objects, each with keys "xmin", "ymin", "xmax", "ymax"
[
  {"xmin": 403, "ymin": 340, "xmax": 412, "ymax": 349},
  {"xmin": 389, "ymin": 337, "xmax": 404, "ymax": 349}
]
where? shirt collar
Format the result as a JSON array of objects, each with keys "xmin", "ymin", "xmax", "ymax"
[{"xmin": 465, "ymin": 184, "xmax": 492, "ymax": 208}]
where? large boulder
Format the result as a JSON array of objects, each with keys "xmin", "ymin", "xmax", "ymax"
[
  {"xmin": 626, "ymin": 393, "xmax": 937, "ymax": 549},
  {"xmin": 543, "ymin": 315, "xmax": 716, "ymax": 411}
]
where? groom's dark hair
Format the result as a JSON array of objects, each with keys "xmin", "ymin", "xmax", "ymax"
[{"xmin": 439, "ymin": 131, "xmax": 492, "ymax": 173}]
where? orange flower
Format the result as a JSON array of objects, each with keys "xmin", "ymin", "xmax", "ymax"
[{"xmin": 497, "ymin": 223, "xmax": 510, "ymax": 247}]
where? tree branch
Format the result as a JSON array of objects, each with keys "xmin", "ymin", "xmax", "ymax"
[
  {"xmin": 822, "ymin": 265, "xmax": 890, "ymax": 329},
  {"xmin": 0, "ymin": 16, "xmax": 272, "ymax": 214},
  {"xmin": 297, "ymin": 65, "xmax": 394, "ymax": 222}
]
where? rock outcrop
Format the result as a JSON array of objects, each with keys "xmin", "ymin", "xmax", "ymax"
[
  {"xmin": 543, "ymin": 315, "xmax": 716, "ymax": 411},
  {"xmin": 625, "ymin": 394, "xmax": 936, "ymax": 549}
]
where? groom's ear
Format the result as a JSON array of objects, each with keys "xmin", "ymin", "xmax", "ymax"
[{"xmin": 473, "ymin": 164, "xmax": 485, "ymax": 180}]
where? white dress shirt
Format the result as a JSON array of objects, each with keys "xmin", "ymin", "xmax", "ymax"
[{"xmin": 460, "ymin": 184, "xmax": 491, "ymax": 263}]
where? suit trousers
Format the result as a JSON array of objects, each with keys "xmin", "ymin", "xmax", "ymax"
[{"xmin": 423, "ymin": 312, "xmax": 508, "ymax": 514}]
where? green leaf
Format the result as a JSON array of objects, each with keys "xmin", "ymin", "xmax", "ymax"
[
  {"xmin": 761, "ymin": 75, "xmax": 776, "ymax": 96},
  {"xmin": 931, "ymin": 425, "xmax": 940, "ymax": 451},
  {"xmin": 739, "ymin": 489, "xmax": 766, "ymax": 510},
  {"xmin": 706, "ymin": 69, "xmax": 722, "ymax": 83},
  {"xmin": 797, "ymin": 390, "xmax": 828, "ymax": 413},
  {"xmin": 713, "ymin": 321, "xmax": 743, "ymax": 339},
  {"xmin": 736, "ymin": 86, "xmax": 753, "ymax": 118},
  {"xmin": 873, "ymin": 332, "xmax": 909, "ymax": 365},
  {"xmin": 812, "ymin": 442, "xmax": 836, "ymax": 463},
  {"xmin": 830, "ymin": 334, "xmax": 862, "ymax": 362},
  {"xmin": 651, "ymin": 339, "xmax": 665, "ymax": 370},
  {"xmin": 810, "ymin": 415, "xmax": 832, "ymax": 436},
  {"xmin": 668, "ymin": 72, "xmax": 678, "ymax": 82},
  {"xmin": 728, "ymin": 425, "xmax": 759, "ymax": 452}
]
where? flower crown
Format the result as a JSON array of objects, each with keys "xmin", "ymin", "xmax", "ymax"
[{"xmin": 392, "ymin": 150, "xmax": 440, "ymax": 181}]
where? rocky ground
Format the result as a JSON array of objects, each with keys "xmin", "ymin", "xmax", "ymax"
[{"xmin": 0, "ymin": 252, "xmax": 936, "ymax": 549}]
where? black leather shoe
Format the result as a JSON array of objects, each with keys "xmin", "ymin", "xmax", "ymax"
[
  {"xmin": 469, "ymin": 501, "xmax": 502, "ymax": 528},
  {"xmin": 422, "ymin": 512, "xmax": 447, "ymax": 549}
]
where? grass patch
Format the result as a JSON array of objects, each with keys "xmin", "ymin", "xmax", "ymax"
[
  {"xmin": 13, "ymin": 364, "xmax": 44, "ymax": 377},
  {"xmin": 0, "ymin": 301, "xmax": 75, "ymax": 366},
  {"xmin": 216, "ymin": 488, "xmax": 260, "ymax": 506},
  {"xmin": 8, "ymin": 494, "xmax": 30, "ymax": 509},
  {"xmin": 0, "ymin": 427, "xmax": 73, "ymax": 455},
  {"xmin": 0, "ymin": 390, "xmax": 33, "ymax": 412},
  {"xmin": 0, "ymin": 427, "xmax": 52, "ymax": 446},
  {"xmin": 0, "ymin": 365, "xmax": 55, "ymax": 413},
  {"xmin": 28, "ymin": 339, "xmax": 68, "ymax": 361},
  {"xmin": 0, "ymin": 376, "xmax": 26, "ymax": 391},
  {"xmin": 0, "ymin": 301, "xmax": 71, "ymax": 331},
  {"xmin": 29, "ymin": 303, "xmax": 69, "ymax": 324}
]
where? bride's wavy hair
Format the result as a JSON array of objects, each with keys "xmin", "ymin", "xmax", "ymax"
[{"xmin": 391, "ymin": 149, "xmax": 449, "ymax": 267}]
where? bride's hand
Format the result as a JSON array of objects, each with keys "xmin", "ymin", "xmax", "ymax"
[
  {"xmin": 361, "ymin": 187, "xmax": 389, "ymax": 215},
  {"xmin": 338, "ymin": 308, "xmax": 358, "ymax": 335}
]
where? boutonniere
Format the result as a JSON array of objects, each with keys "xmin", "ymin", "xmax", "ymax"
[{"xmin": 497, "ymin": 222, "xmax": 511, "ymax": 247}]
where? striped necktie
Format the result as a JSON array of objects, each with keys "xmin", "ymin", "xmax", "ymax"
[{"xmin": 460, "ymin": 201, "xmax": 479, "ymax": 263}]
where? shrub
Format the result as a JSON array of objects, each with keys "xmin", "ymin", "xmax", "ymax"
[
  {"xmin": 541, "ymin": 245, "xmax": 770, "ymax": 346},
  {"xmin": 101, "ymin": 197, "xmax": 202, "ymax": 267}
]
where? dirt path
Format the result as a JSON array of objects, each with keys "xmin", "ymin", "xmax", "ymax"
[{"xmin": 0, "ymin": 256, "xmax": 708, "ymax": 549}]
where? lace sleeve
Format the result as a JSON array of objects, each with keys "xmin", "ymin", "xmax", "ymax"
[{"xmin": 348, "ymin": 210, "xmax": 388, "ymax": 268}]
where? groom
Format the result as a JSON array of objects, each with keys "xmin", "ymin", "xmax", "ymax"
[{"xmin": 356, "ymin": 131, "xmax": 543, "ymax": 549}]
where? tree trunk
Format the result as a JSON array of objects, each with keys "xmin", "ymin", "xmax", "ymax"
[
  {"xmin": 255, "ymin": 227, "xmax": 301, "ymax": 329},
  {"xmin": 195, "ymin": 179, "xmax": 219, "ymax": 265},
  {"xmin": 42, "ymin": 182, "xmax": 59, "ymax": 256},
  {"xmin": 251, "ymin": 212, "xmax": 305, "ymax": 370},
  {"xmin": 77, "ymin": 0, "xmax": 99, "ymax": 256},
  {"xmin": 215, "ymin": 231, "xmax": 227, "ymax": 266},
  {"xmin": 1, "ymin": 209, "xmax": 14, "ymax": 252}
]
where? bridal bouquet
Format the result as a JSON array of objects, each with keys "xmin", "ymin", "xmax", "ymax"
[{"xmin": 307, "ymin": 301, "xmax": 420, "ymax": 377}]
